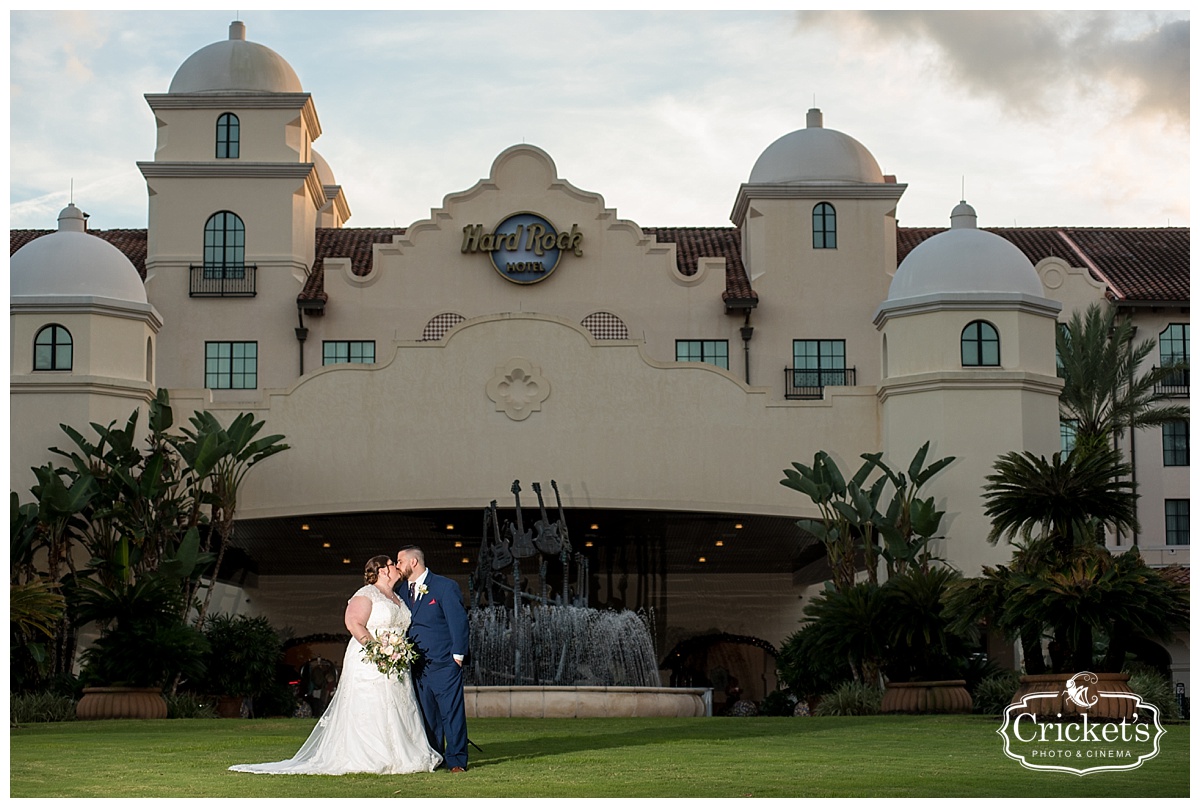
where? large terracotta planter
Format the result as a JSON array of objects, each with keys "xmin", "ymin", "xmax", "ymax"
[
  {"xmin": 217, "ymin": 695, "xmax": 246, "ymax": 718},
  {"xmin": 882, "ymin": 680, "xmax": 973, "ymax": 714},
  {"xmin": 76, "ymin": 686, "xmax": 167, "ymax": 720},
  {"xmin": 1010, "ymin": 672, "xmax": 1136, "ymax": 721}
]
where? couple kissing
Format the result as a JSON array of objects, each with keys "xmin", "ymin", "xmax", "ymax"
[{"xmin": 230, "ymin": 545, "xmax": 470, "ymax": 776}]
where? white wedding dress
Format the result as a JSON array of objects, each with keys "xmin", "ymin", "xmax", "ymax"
[{"xmin": 229, "ymin": 585, "xmax": 442, "ymax": 775}]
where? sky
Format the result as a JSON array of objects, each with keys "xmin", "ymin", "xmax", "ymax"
[{"xmin": 8, "ymin": 9, "xmax": 1191, "ymax": 233}]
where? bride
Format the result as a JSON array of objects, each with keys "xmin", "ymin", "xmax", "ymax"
[{"xmin": 229, "ymin": 556, "xmax": 442, "ymax": 775}]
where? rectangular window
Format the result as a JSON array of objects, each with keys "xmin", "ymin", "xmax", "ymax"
[
  {"xmin": 1165, "ymin": 499, "xmax": 1189, "ymax": 545},
  {"xmin": 205, "ymin": 341, "xmax": 257, "ymax": 389},
  {"xmin": 1159, "ymin": 323, "xmax": 1190, "ymax": 391},
  {"xmin": 1163, "ymin": 420, "xmax": 1189, "ymax": 466},
  {"xmin": 793, "ymin": 339, "xmax": 847, "ymax": 386},
  {"xmin": 1060, "ymin": 420, "xmax": 1078, "ymax": 459},
  {"xmin": 675, "ymin": 340, "xmax": 729, "ymax": 370},
  {"xmin": 323, "ymin": 340, "xmax": 376, "ymax": 366}
]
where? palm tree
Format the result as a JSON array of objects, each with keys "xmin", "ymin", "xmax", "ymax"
[
  {"xmin": 1057, "ymin": 302, "xmax": 1188, "ymax": 454},
  {"xmin": 984, "ymin": 446, "xmax": 1138, "ymax": 559},
  {"xmin": 968, "ymin": 445, "xmax": 1187, "ymax": 673}
]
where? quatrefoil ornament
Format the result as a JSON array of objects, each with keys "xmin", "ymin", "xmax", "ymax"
[{"xmin": 486, "ymin": 358, "xmax": 550, "ymax": 421}]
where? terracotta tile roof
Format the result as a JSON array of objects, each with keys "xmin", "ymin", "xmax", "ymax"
[
  {"xmin": 10, "ymin": 228, "xmax": 148, "ymax": 278},
  {"xmin": 11, "ymin": 225, "xmax": 1185, "ymax": 306},
  {"xmin": 301, "ymin": 227, "xmax": 405, "ymax": 306},
  {"xmin": 643, "ymin": 227, "xmax": 756, "ymax": 304},
  {"xmin": 897, "ymin": 227, "xmax": 1189, "ymax": 303},
  {"xmin": 1156, "ymin": 564, "xmax": 1189, "ymax": 588}
]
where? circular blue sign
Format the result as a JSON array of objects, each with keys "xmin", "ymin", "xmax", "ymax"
[{"xmin": 488, "ymin": 212, "xmax": 563, "ymax": 284}]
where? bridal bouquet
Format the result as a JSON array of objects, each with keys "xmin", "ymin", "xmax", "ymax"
[{"xmin": 360, "ymin": 629, "xmax": 420, "ymax": 679}]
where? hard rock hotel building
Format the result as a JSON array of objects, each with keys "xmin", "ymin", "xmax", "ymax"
[{"xmin": 10, "ymin": 22, "xmax": 1190, "ymax": 698}]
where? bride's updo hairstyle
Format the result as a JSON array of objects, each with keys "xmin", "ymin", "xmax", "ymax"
[{"xmin": 363, "ymin": 555, "xmax": 393, "ymax": 585}]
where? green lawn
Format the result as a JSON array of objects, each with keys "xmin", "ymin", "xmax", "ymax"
[{"xmin": 10, "ymin": 715, "xmax": 1189, "ymax": 798}]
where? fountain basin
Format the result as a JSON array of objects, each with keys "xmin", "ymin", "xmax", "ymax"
[{"xmin": 465, "ymin": 685, "xmax": 712, "ymax": 718}]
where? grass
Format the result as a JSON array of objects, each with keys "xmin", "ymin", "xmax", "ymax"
[{"xmin": 10, "ymin": 715, "xmax": 1189, "ymax": 798}]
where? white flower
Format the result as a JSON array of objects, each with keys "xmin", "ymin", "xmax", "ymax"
[{"xmin": 418, "ymin": 584, "xmax": 429, "ymax": 596}]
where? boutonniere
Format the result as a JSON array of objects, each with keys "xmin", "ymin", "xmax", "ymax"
[{"xmin": 418, "ymin": 584, "xmax": 429, "ymax": 597}]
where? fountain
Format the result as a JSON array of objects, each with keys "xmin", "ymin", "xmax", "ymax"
[{"xmin": 462, "ymin": 481, "xmax": 710, "ymax": 718}]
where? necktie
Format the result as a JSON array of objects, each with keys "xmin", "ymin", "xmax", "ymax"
[{"xmin": 408, "ymin": 582, "xmax": 416, "ymax": 600}]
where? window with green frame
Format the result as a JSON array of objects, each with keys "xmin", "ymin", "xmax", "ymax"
[
  {"xmin": 792, "ymin": 339, "xmax": 847, "ymax": 386},
  {"xmin": 323, "ymin": 340, "xmax": 376, "ymax": 365},
  {"xmin": 203, "ymin": 211, "xmax": 246, "ymax": 279},
  {"xmin": 216, "ymin": 112, "xmax": 239, "ymax": 159},
  {"xmin": 813, "ymin": 202, "xmax": 837, "ymax": 249},
  {"xmin": 205, "ymin": 341, "xmax": 257, "ymax": 389},
  {"xmin": 1163, "ymin": 420, "xmax": 1189, "ymax": 466},
  {"xmin": 1060, "ymin": 419, "xmax": 1078, "ymax": 459},
  {"xmin": 1165, "ymin": 499, "xmax": 1189, "ymax": 545},
  {"xmin": 961, "ymin": 320, "xmax": 1000, "ymax": 366},
  {"xmin": 34, "ymin": 324, "xmax": 73, "ymax": 371},
  {"xmin": 1159, "ymin": 323, "xmax": 1189, "ymax": 386},
  {"xmin": 676, "ymin": 340, "xmax": 729, "ymax": 370}
]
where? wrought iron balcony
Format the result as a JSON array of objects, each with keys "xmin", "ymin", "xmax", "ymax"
[
  {"xmin": 189, "ymin": 264, "xmax": 257, "ymax": 297},
  {"xmin": 1153, "ymin": 365, "xmax": 1189, "ymax": 398},
  {"xmin": 784, "ymin": 366, "xmax": 856, "ymax": 400}
]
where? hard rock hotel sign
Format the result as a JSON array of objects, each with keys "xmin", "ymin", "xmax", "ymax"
[{"xmin": 461, "ymin": 212, "xmax": 583, "ymax": 284}]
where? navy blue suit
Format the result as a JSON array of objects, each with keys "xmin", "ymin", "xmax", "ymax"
[{"xmin": 399, "ymin": 571, "xmax": 470, "ymax": 770}]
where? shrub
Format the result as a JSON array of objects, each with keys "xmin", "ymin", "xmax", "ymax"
[
  {"xmin": 1125, "ymin": 667, "xmax": 1180, "ymax": 721},
  {"xmin": 250, "ymin": 675, "xmax": 299, "ymax": 718},
  {"xmin": 200, "ymin": 614, "xmax": 285, "ymax": 703},
  {"xmin": 971, "ymin": 670, "xmax": 1021, "ymax": 716},
  {"xmin": 760, "ymin": 689, "xmax": 798, "ymax": 717},
  {"xmin": 166, "ymin": 692, "xmax": 217, "ymax": 719},
  {"xmin": 814, "ymin": 682, "xmax": 882, "ymax": 716},
  {"xmin": 776, "ymin": 622, "xmax": 852, "ymax": 700},
  {"xmin": 11, "ymin": 692, "xmax": 77, "ymax": 724}
]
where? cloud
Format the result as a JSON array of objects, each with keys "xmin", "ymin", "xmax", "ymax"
[{"xmin": 796, "ymin": 10, "xmax": 1189, "ymax": 125}]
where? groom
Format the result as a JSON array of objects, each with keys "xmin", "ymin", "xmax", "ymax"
[{"xmin": 396, "ymin": 545, "xmax": 470, "ymax": 772}]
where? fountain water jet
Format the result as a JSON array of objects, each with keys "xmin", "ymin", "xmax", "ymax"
[{"xmin": 462, "ymin": 481, "xmax": 710, "ymax": 717}]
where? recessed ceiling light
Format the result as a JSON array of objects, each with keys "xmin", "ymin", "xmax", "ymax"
[
  {"xmin": 590, "ymin": 524, "xmax": 599, "ymax": 531},
  {"xmin": 461, "ymin": 557, "xmax": 470, "ymax": 564},
  {"xmin": 698, "ymin": 556, "xmax": 707, "ymax": 563},
  {"xmin": 301, "ymin": 524, "xmax": 310, "ymax": 531},
  {"xmin": 322, "ymin": 542, "xmax": 331, "ymax": 548},
  {"xmin": 454, "ymin": 541, "xmax": 462, "ymax": 548},
  {"xmin": 342, "ymin": 558, "xmax": 350, "ymax": 564},
  {"xmin": 585, "ymin": 541, "xmax": 594, "ymax": 547},
  {"xmin": 446, "ymin": 524, "xmax": 455, "ymax": 531},
  {"xmin": 734, "ymin": 523, "xmax": 743, "ymax": 530},
  {"xmin": 715, "ymin": 540, "xmax": 724, "ymax": 547}
]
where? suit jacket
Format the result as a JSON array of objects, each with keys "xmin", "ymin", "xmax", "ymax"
[{"xmin": 400, "ymin": 571, "xmax": 469, "ymax": 665}]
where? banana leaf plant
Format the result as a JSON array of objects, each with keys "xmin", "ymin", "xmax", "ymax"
[{"xmin": 781, "ymin": 442, "xmax": 954, "ymax": 591}]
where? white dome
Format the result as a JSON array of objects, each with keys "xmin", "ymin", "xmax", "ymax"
[
  {"xmin": 11, "ymin": 204, "xmax": 147, "ymax": 304},
  {"xmin": 887, "ymin": 201, "xmax": 1043, "ymax": 301},
  {"xmin": 169, "ymin": 21, "xmax": 302, "ymax": 94},
  {"xmin": 749, "ymin": 108, "xmax": 884, "ymax": 184},
  {"xmin": 312, "ymin": 149, "xmax": 336, "ymax": 186}
]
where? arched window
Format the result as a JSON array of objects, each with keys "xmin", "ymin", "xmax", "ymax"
[
  {"xmin": 203, "ymin": 211, "xmax": 245, "ymax": 279},
  {"xmin": 34, "ymin": 324, "xmax": 72, "ymax": 371},
  {"xmin": 216, "ymin": 113, "xmax": 240, "ymax": 159},
  {"xmin": 813, "ymin": 202, "xmax": 837, "ymax": 249},
  {"xmin": 961, "ymin": 320, "xmax": 1000, "ymax": 367}
]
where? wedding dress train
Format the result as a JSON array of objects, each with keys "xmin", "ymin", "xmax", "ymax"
[{"xmin": 229, "ymin": 585, "xmax": 442, "ymax": 775}]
